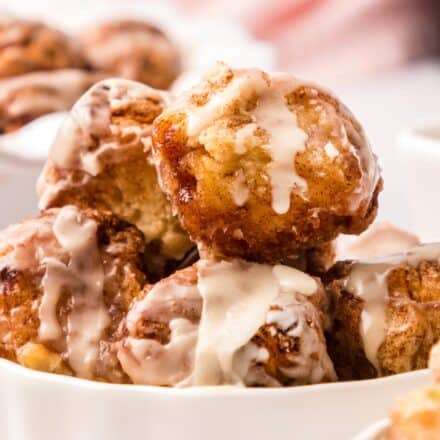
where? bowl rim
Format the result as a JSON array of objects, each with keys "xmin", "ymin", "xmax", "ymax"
[
  {"xmin": 352, "ymin": 418, "xmax": 389, "ymax": 440},
  {"xmin": 0, "ymin": 358, "xmax": 431, "ymax": 396}
]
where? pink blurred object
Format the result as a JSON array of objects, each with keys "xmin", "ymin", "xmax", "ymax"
[{"xmin": 171, "ymin": 0, "xmax": 440, "ymax": 82}]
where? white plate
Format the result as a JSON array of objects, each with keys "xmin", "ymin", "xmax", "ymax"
[{"xmin": 0, "ymin": 359, "xmax": 430, "ymax": 440}]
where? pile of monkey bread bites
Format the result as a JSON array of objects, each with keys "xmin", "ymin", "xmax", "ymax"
[{"xmin": 3, "ymin": 57, "xmax": 440, "ymax": 390}]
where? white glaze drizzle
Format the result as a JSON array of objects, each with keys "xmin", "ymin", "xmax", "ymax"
[
  {"xmin": 193, "ymin": 260, "xmax": 318, "ymax": 385},
  {"xmin": 120, "ymin": 318, "xmax": 198, "ymax": 386},
  {"xmin": 174, "ymin": 63, "xmax": 380, "ymax": 215},
  {"xmin": 230, "ymin": 169, "xmax": 249, "ymax": 207},
  {"xmin": 118, "ymin": 279, "xmax": 201, "ymax": 386},
  {"xmin": 252, "ymin": 73, "xmax": 309, "ymax": 214},
  {"xmin": 182, "ymin": 64, "xmax": 309, "ymax": 214},
  {"xmin": 117, "ymin": 259, "xmax": 334, "ymax": 387},
  {"xmin": 344, "ymin": 243, "xmax": 440, "ymax": 372},
  {"xmin": 266, "ymin": 293, "xmax": 337, "ymax": 383},
  {"xmin": 324, "ymin": 141, "xmax": 339, "ymax": 159},
  {"xmin": 235, "ymin": 123, "xmax": 257, "ymax": 154},
  {"xmin": 37, "ymin": 78, "xmax": 169, "ymax": 209},
  {"xmin": 38, "ymin": 206, "xmax": 109, "ymax": 379},
  {"xmin": 39, "ymin": 258, "xmax": 68, "ymax": 341}
]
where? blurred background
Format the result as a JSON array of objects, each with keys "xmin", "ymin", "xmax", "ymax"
[{"xmin": 0, "ymin": 0, "xmax": 439, "ymax": 235}]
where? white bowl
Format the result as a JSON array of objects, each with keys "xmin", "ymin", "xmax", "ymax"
[
  {"xmin": 0, "ymin": 359, "xmax": 430, "ymax": 440},
  {"xmin": 353, "ymin": 419, "xmax": 389, "ymax": 440},
  {"xmin": 397, "ymin": 119, "xmax": 440, "ymax": 242}
]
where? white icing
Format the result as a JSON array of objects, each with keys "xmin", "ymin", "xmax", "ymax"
[
  {"xmin": 193, "ymin": 260, "xmax": 319, "ymax": 385},
  {"xmin": 39, "ymin": 258, "xmax": 67, "ymax": 341},
  {"xmin": 119, "ymin": 318, "xmax": 198, "ymax": 387},
  {"xmin": 344, "ymin": 243, "xmax": 440, "ymax": 372},
  {"xmin": 342, "ymin": 120, "xmax": 380, "ymax": 213},
  {"xmin": 324, "ymin": 141, "xmax": 339, "ymax": 159},
  {"xmin": 266, "ymin": 293, "xmax": 337, "ymax": 383},
  {"xmin": 272, "ymin": 264, "xmax": 317, "ymax": 294},
  {"xmin": 49, "ymin": 78, "xmax": 163, "ymax": 175},
  {"xmin": 117, "ymin": 259, "xmax": 335, "ymax": 387},
  {"xmin": 182, "ymin": 65, "xmax": 308, "ymax": 215},
  {"xmin": 235, "ymin": 123, "xmax": 257, "ymax": 154},
  {"xmin": 118, "ymin": 280, "xmax": 202, "ymax": 386},
  {"xmin": 193, "ymin": 260, "xmax": 278, "ymax": 385},
  {"xmin": 251, "ymin": 74, "xmax": 308, "ymax": 214},
  {"xmin": 0, "ymin": 216, "xmax": 55, "ymax": 272},
  {"xmin": 230, "ymin": 169, "xmax": 249, "ymax": 207},
  {"xmin": 38, "ymin": 206, "xmax": 109, "ymax": 379},
  {"xmin": 177, "ymin": 63, "xmax": 381, "ymax": 217},
  {"xmin": 37, "ymin": 78, "xmax": 168, "ymax": 209}
]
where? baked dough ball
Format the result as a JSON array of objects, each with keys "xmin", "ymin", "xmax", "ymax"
[
  {"xmin": 117, "ymin": 259, "xmax": 336, "ymax": 387},
  {"xmin": 0, "ymin": 69, "xmax": 107, "ymax": 133},
  {"xmin": 37, "ymin": 78, "xmax": 193, "ymax": 280},
  {"xmin": 0, "ymin": 18, "xmax": 85, "ymax": 78},
  {"xmin": 387, "ymin": 385, "xmax": 440, "ymax": 440},
  {"xmin": 325, "ymin": 244, "xmax": 440, "ymax": 380},
  {"xmin": 80, "ymin": 20, "xmax": 181, "ymax": 89},
  {"xmin": 152, "ymin": 63, "xmax": 382, "ymax": 262},
  {"xmin": 0, "ymin": 206, "xmax": 147, "ymax": 383},
  {"xmin": 381, "ymin": 342, "xmax": 440, "ymax": 439}
]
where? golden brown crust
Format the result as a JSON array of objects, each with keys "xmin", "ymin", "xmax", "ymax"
[
  {"xmin": 326, "ymin": 258, "xmax": 440, "ymax": 380},
  {"xmin": 0, "ymin": 208, "xmax": 148, "ymax": 383},
  {"xmin": 152, "ymin": 64, "xmax": 381, "ymax": 262},
  {"xmin": 0, "ymin": 18, "xmax": 85, "ymax": 78},
  {"xmin": 80, "ymin": 20, "xmax": 181, "ymax": 89},
  {"xmin": 37, "ymin": 79, "xmax": 193, "ymax": 280}
]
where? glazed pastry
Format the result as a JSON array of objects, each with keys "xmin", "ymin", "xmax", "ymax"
[
  {"xmin": 37, "ymin": 78, "xmax": 193, "ymax": 280},
  {"xmin": 152, "ymin": 62, "xmax": 382, "ymax": 262},
  {"xmin": 0, "ymin": 18, "xmax": 85, "ymax": 78},
  {"xmin": 117, "ymin": 259, "xmax": 336, "ymax": 387},
  {"xmin": 382, "ymin": 342, "xmax": 440, "ymax": 439},
  {"xmin": 387, "ymin": 385, "xmax": 440, "ymax": 440},
  {"xmin": 0, "ymin": 69, "xmax": 107, "ymax": 133},
  {"xmin": 80, "ymin": 20, "xmax": 181, "ymax": 89},
  {"xmin": 0, "ymin": 206, "xmax": 147, "ymax": 383},
  {"xmin": 326, "ymin": 244, "xmax": 440, "ymax": 380}
]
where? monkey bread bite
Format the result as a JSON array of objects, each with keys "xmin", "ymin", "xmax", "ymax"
[
  {"xmin": 0, "ymin": 18, "xmax": 85, "ymax": 78},
  {"xmin": 152, "ymin": 63, "xmax": 382, "ymax": 262},
  {"xmin": 117, "ymin": 259, "xmax": 336, "ymax": 387},
  {"xmin": 37, "ymin": 78, "xmax": 193, "ymax": 279},
  {"xmin": 384, "ymin": 343, "xmax": 440, "ymax": 440},
  {"xmin": 325, "ymin": 244, "xmax": 440, "ymax": 380},
  {"xmin": 0, "ymin": 69, "xmax": 107, "ymax": 133},
  {"xmin": 0, "ymin": 206, "xmax": 147, "ymax": 383},
  {"xmin": 80, "ymin": 20, "xmax": 181, "ymax": 90}
]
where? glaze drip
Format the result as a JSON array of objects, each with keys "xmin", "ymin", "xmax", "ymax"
[
  {"xmin": 182, "ymin": 64, "xmax": 309, "ymax": 214},
  {"xmin": 344, "ymin": 243, "xmax": 440, "ymax": 372},
  {"xmin": 193, "ymin": 260, "xmax": 318, "ymax": 385},
  {"xmin": 39, "ymin": 206, "xmax": 109, "ymax": 378},
  {"xmin": 117, "ymin": 259, "xmax": 335, "ymax": 387}
]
